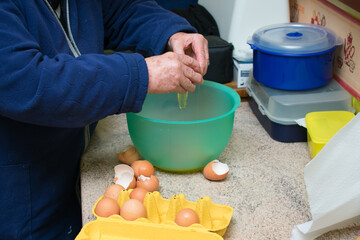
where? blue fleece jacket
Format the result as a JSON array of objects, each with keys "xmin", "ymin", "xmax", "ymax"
[{"xmin": 0, "ymin": 0, "xmax": 195, "ymax": 239}]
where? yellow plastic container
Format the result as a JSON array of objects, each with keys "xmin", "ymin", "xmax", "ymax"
[
  {"xmin": 305, "ymin": 111, "xmax": 355, "ymax": 158},
  {"xmin": 76, "ymin": 190, "xmax": 233, "ymax": 240},
  {"xmin": 352, "ymin": 95, "xmax": 360, "ymax": 114}
]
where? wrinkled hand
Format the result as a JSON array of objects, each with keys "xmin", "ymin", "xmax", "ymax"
[
  {"xmin": 145, "ymin": 52, "xmax": 203, "ymax": 94},
  {"xmin": 167, "ymin": 32, "xmax": 209, "ymax": 76}
]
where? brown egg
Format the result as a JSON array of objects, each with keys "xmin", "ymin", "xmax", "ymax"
[
  {"xmin": 94, "ymin": 197, "xmax": 120, "ymax": 218},
  {"xmin": 116, "ymin": 146, "xmax": 140, "ymax": 165},
  {"xmin": 129, "ymin": 187, "xmax": 149, "ymax": 203},
  {"xmin": 136, "ymin": 175, "xmax": 159, "ymax": 192},
  {"xmin": 175, "ymin": 208, "xmax": 200, "ymax": 227},
  {"xmin": 203, "ymin": 160, "xmax": 229, "ymax": 181},
  {"xmin": 104, "ymin": 184, "xmax": 125, "ymax": 201},
  {"xmin": 120, "ymin": 199, "xmax": 147, "ymax": 221},
  {"xmin": 131, "ymin": 160, "xmax": 155, "ymax": 178}
]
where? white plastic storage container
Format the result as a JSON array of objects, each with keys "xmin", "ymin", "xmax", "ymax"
[
  {"xmin": 246, "ymin": 73, "xmax": 354, "ymax": 142},
  {"xmin": 233, "ymin": 60, "xmax": 252, "ymax": 88},
  {"xmin": 199, "ymin": 0, "xmax": 290, "ymax": 61}
]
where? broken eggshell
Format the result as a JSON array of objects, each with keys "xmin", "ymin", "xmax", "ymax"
[
  {"xmin": 114, "ymin": 164, "xmax": 137, "ymax": 189},
  {"xmin": 116, "ymin": 146, "xmax": 140, "ymax": 165},
  {"xmin": 131, "ymin": 160, "xmax": 155, "ymax": 178},
  {"xmin": 136, "ymin": 175, "xmax": 159, "ymax": 192},
  {"xmin": 203, "ymin": 160, "xmax": 229, "ymax": 181}
]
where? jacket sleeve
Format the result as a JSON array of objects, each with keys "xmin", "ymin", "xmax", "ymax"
[
  {"xmin": 102, "ymin": 0, "xmax": 197, "ymax": 56},
  {"xmin": 0, "ymin": 1, "xmax": 149, "ymax": 128}
]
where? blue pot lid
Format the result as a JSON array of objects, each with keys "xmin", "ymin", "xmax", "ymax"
[{"xmin": 248, "ymin": 23, "xmax": 342, "ymax": 56}]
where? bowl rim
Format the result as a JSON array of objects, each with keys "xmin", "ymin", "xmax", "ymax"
[{"xmin": 127, "ymin": 80, "xmax": 241, "ymax": 124}]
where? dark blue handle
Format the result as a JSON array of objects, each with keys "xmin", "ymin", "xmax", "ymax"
[
  {"xmin": 286, "ymin": 32, "xmax": 303, "ymax": 39},
  {"xmin": 248, "ymin": 43, "xmax": 258, "ymax": 50}
]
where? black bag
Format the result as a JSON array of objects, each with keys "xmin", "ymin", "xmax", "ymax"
[
  {"xmin": 204, "ymin": 36, "xmax": 234, "ymax": 84},
  {"xmin": 172, "ymin": 4, "xmax": 219, "ymax": 36}
]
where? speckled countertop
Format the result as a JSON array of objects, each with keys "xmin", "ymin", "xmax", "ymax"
[{"xmin": 80, "ymin": 101, "xmax": 360, "ymax": 240}]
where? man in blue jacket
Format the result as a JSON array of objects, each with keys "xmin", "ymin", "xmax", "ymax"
[{"xmin": 0, "ymin": 0, "xmax": 208, "ymax": 239}]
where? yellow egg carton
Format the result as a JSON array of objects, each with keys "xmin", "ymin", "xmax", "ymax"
[{"xmin": 76, "ymin": 190, "xmax": 233, "ymax": 240}]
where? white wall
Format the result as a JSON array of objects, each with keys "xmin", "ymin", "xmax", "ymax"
[
  {"xmin": 199, "ymin": 0, "xmax": 290, "ymax": 61},
  {"xmin": 198, "ymin": 0, "xmax": 236, "ymax": 39}
]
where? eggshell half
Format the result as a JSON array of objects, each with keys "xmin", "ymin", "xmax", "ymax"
[
  {"xmin": 136, "ymin": 175, "xmax": 159, "ymax": 192},
  {"xmin": 131, "ymin": 160, "xmax": 155, "ymax": 178},
  {"xmin": 116, "ymin": 146, "xmax": 140, "ymax": 165},
  {"xmin": 203, "ymin": 160, "xmax": 229, "ymax": 181},
  {"xmin": 127, "ymin": 176, "xmax": 137, "ymax": 189},
  {"xmin": 114, "ymin": 164, "xmax": 136, "ymax": 189}
]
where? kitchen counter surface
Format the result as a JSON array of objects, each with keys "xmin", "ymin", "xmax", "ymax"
[{"xmin": 80, "ymin": 101, "xmax": 360, "ymax": 240}]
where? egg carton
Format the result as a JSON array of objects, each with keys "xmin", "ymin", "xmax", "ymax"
[
  {"xmin": 76, "ymin": 216, "xmax": 223, "ymax": 240},
  {"xmin": 76, "ymin": 190, "xmax": 233, "ymax": 240}
]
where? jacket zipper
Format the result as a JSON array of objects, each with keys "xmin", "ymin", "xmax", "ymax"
[{"xmin": 43, "ymin": 0, "xmax": 91, "ymax": 149}]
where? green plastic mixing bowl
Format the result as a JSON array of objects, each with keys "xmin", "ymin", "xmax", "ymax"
[{"xmin": 126, "ymin": 80, "xmax": 241, "ymax": 172}]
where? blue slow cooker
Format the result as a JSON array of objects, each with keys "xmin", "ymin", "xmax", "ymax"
[{"xmin": 248, "ymin": 23, "xmax": 342, "ymax": 90}]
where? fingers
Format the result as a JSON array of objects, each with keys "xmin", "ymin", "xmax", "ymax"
[
  {"xmin": 191, "ymin": 35, "xmax": 209, "ymax": 75},
  {"xmin": 145, "ymin": 52, "xmax": 204, "ymax": 94},
  {"xmin": 182, "ymin": 63, "xmax": 203, "ymax": 86},
  {"xmin": 169, "ymin": 40, "xmax": 186, "ymax": 55},
  {"xmin": 177, "ymin": 54, "xmax": 203, "ymax": 92},
  {"xmin": 179, "ymin": 68, "xmax": 198, "ymax": 93},
  {"xmin": 168, "ymin": 33, "xmax": 209, "ymax": 76},
  {"xmin": 167, "ymin": 32, "xmax": 187, "ymax": 54},
  {"xmin": 178, "ymin": 54, "xmax": 202, "ymax": 77}
]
